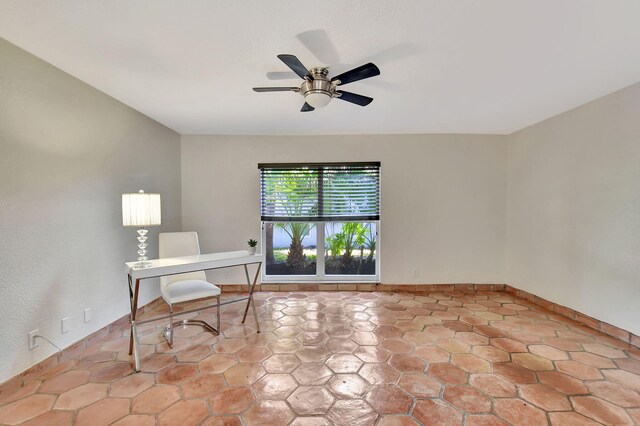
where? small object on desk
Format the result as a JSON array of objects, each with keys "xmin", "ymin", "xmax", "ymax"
[{"xmin": 247, "ymin": 238, "xmax": 258, "ymax": 255}]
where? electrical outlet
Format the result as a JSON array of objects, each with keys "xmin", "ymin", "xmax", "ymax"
[
  {"xmin": 61, "ymin": 317, "xmax": 70, "ymax": 334},
  {"xmin": 411, "ymin": 269, "xmax": 419, "ymax": 278},
  {"xmin": 224, "ymin": 270, "xmax": 231, "ymax": 280},
  {"xmin": 28, "ymin": 329, "xmax": 39, "ymax": 350},
  {"xmin": 83, "ymin": 308, "xmax": 92, "ymax": 323}
]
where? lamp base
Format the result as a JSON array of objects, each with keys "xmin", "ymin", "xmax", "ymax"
[{"xmin": 134, "ymin": 228, "xmax": 150, "ymax": 266}]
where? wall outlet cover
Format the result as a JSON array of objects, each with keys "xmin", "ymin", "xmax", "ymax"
[
  {"xmin": 83, "ymin": 308, "xmax": 92, "ymax": 323},
  {"xmin": 28, "ymin": 329, "xmax": 39, "ymax": 350},
  {"xmin": 61, "ymin": 317, "xmax": 70, "ymax": 334}
]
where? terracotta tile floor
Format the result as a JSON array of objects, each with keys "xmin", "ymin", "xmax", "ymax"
[{"xmin": 2, "ymin": 290, "xmax": 640, "ymax": 425}]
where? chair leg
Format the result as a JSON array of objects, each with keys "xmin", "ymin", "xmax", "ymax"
[
  {"xmin": 216, "ymin": 295, "xmax": 221, "ymax": 332},
  {"xmin": 164, "ymin": 305, "xmax": 173, "ymax": 348},
  {"xmin": 162, "ymin": 297, "xmax": 220, "ymax": 345}
]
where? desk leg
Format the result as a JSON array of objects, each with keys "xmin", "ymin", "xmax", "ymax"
[
  {"xmin": 131, "ymin": 320, "xmax": 141, "ymax": 372},
  {"xmin": 128, "ymin": 275, "xmax": 134, "ymax": 355},
  {"xmin": 127, "ymin": 276, "xmax": 142, "ymax": 372},
  {"xmin": 242, "ymin": 264, "xmax": 261, "ymax": 333}
]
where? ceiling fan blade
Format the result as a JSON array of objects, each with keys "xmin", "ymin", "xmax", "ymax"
[
  {"xmin": 277, "ymin": 54, "xmax": 310, "ymax": 79},
  {"xmin": 336, "ymin": 90, "xmax": 373, "ymax": 107},
  {"xmin": 266, "ymin": 71, "xmax": 299, "ymax": 80},
  {"xmin": 300, "ymin": 102, "xmax": 315, "ymax": 112},
  {"xmin": 331, "ymin": 63, "xmax": 380, "ymax": 86},
  {"xmin": 253, "ymin": 87, "xmax": 299, "ymax": 92}
]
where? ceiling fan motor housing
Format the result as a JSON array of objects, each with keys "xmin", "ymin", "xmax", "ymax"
[{"xmin": 300, "ymin": 68, "xmax": 336, "ymax": 108}]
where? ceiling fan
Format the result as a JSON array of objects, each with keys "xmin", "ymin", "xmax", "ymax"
[{"xmin": 253, "ymin": 54, "xmax": 380, "ymax": 112}]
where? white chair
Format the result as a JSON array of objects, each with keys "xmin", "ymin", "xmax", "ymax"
[{"xmin": 159, "ymin": 232, "xmax": 221, "ymax": 347}]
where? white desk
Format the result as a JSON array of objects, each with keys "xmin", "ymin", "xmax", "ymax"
[{"xmin": 126, "ymin": 250, "xmax": 262, "ymax": 371}]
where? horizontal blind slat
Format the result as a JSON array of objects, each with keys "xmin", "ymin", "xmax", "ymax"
[{"xmin": 260, "ymin": 162, "xmax": 380, "ymax": 222}]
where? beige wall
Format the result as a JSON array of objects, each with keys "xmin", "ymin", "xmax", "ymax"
[
  {"xmin": 507, "ymin": 82, "xmax": 640, "ymax": 335},
  {"xmin": 0, "ymin": 38, "xmax": 181, "ymax": 383},
  {"xmin": 181, "ymin": 134, "xmax": 508, "ymax": 286}
]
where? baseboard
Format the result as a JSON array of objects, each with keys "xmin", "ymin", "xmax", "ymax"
[
  {"xmin": 220, "ymin": 283, "xmax": 507, "ymax": 293},
  {"xmin": 504, "ymin": 285, "xmax": 640, "ymax": 347}
]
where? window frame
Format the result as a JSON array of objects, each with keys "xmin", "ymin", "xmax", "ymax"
[
  {"xmin": 258, "ymin": 161, "xmax": 381, "ymax": 284},
  {"xmin": 261, "ymin": 220, "xmax": 381, "ymax": 283}
]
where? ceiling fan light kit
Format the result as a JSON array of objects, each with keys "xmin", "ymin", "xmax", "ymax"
[
  {"xmin": 301, "ymin": 67, "xmax": 333, "ymax": 108},
  {"xmin": 253, "ymin": 54, "xmax": 380, "ymax": 112}
]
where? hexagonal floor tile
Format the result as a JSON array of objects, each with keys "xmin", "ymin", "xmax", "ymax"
[
  {"xmin": 326, "ymin": 354, "xmax": 363, "ymax": 373},
  {"xmin": 397, "ymin": 373, "xmax": 441, "ymax": 398},
  {"xmin": 209, "ymin": 387, "xmax": 254, "ymax": 414},
  {"xmin": 326, "ymin": 399, "xmax": 378, "ymax": 426},
  {"xmin": 358, "ymin": 363, "xmax": 401, "ymax": 385},
  {"xmin": 158, "ymin": 364, "xmax": 198, "ymax": 385},
  {"xmin": 413, "ymin": 399, "xmax": 463, "ymax": 425},
  {"xmin": 213, "ymin": 338, "xmax": 247, "ymax": 354},
  {"xmin": 110, "ymin": 373, "xmax": 155, "ymax": 398},
  {"xmin": 326, "ymin": 374, "xmax": 371, "ymax": 398},
  {"xmin": 0, "ymin": 394, "xmax": 56, "ymax": 425},
  {"xmin": 537, "ymin": 371, "xmax": 589, "ymax": 395},
  {"xmin": 181, "ymin": 374, "xmax": 225, "ymax": 398},
  {"xmin": 518, "ymin": 384, "xmax": 572, "ymax": 411},
  {"xmin": 223, "ymin": 363, "xmax": 265, "ymax": 386},
  {"xmin": 253, "ymin": 374, "xmax": 298, "ymax": 400},
  {"xmin": 132, "ymin": 385, "xmax": 180, "ymax": 414},
  {"xmin": 157, "ymin": 399, "xmax": 209, "ymax": 426},
  {"xmin": 75, "ymin": 398, "xmax": 130, "ymax": 426},
  {"xmin": 443, "ymin": 385, "xmax": 491, "ymax": 413},
  {"xmin": 494, "ymin": 398, "xmax": 548, "ymax": 425},
  {"xmin": 287, "ymin": 386, "xmax": 334, "ymax": 415},
  {"xmin": 389, "ymin": 354, "xmax": 426, "ymax": 373},
  {"xmin": 511, "ymin": 353, "xmax": 554, "ymax": 371},
  {"xmin": 293, "ymin": 363, "xmax": 333, "ymax": 385},
  {"xmin": 587, "ymin": 381, "xmax": 640, "ymax": 407},
  {"xmin": 54, "ymin": 383, "xmax": 108, "ymax": 410},
  {"xmin": 468, "ymin": 374, "xmax": 516, "ymax": 397},
  {"xmin": 38, "ymin": 370, "xmax": 90, "ymax": 394},
  {"xmin": 428, "ymin": 363, "xmax": 468, "ymax": 385},
  {"xmin": 572, "ymin": 396, "xmax": 633, "ymax": 425},
  {"xmin": 451, "ymin": 353, "xmax": 491, "ymax": 373},
  {"xmin": 354, "ymin": 346, "xmax": 391, "ymax": 363},
  {"xmin": 243, "ymin": 401, "xmax": 294, "ymax": 426},
  {"xmin": 262, "ymin": 354, "xmax": 301, "ymax": 373},
  {"xmin": 365, "ymin": 385, "xmax": 412, "ymax": 414}
]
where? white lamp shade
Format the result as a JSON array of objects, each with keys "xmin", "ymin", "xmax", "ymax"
[{"xmin": 122, "ymin": 191, "xmax": 161, "ymax": 227}]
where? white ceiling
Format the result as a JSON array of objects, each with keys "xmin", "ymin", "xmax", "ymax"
[{"xmin": 1, "ymin": 1, "xmax": 640, "ymax": 135}]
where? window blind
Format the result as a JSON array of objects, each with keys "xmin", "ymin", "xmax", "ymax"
[{"xmin": 259, "ymin": 162, "xmax": 380, "ymax": 222}]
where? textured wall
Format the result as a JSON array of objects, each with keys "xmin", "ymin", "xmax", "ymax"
[
  {"xmin": 507, "ymin": 82, "xmax": 640, "ymax": 335},
  {"xmin": 181, "ymin": 134, "xmax": 508, "ymax": 285},
  {"xmin": 0, "ymin": 38, "xmax": 181, "ymax": 383}
]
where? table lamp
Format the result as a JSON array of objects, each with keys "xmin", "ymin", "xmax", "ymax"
[{"xmin": 122, "ymin": 190, "xmax": 161, "ymax": 266}]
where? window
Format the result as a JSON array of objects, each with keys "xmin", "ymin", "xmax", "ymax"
[{"xmin": 259, "ymin": 162, "xmax": 380, "ymax": 282}]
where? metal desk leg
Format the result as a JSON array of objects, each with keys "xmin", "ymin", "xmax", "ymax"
[
  {"xmin": 132, "ymin": 320, "xmax": 141, "ymax": 372},
  {"xmin": 242, "ymin": 263, "xmax": 261, "ymax": 333},
  {"xmin": 127, "ymin": 276, "xmax": 142, "ymax": 372},
  {"xmin": 128, "ymin": 275, "xmax": 134, "ymax": 355}
]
